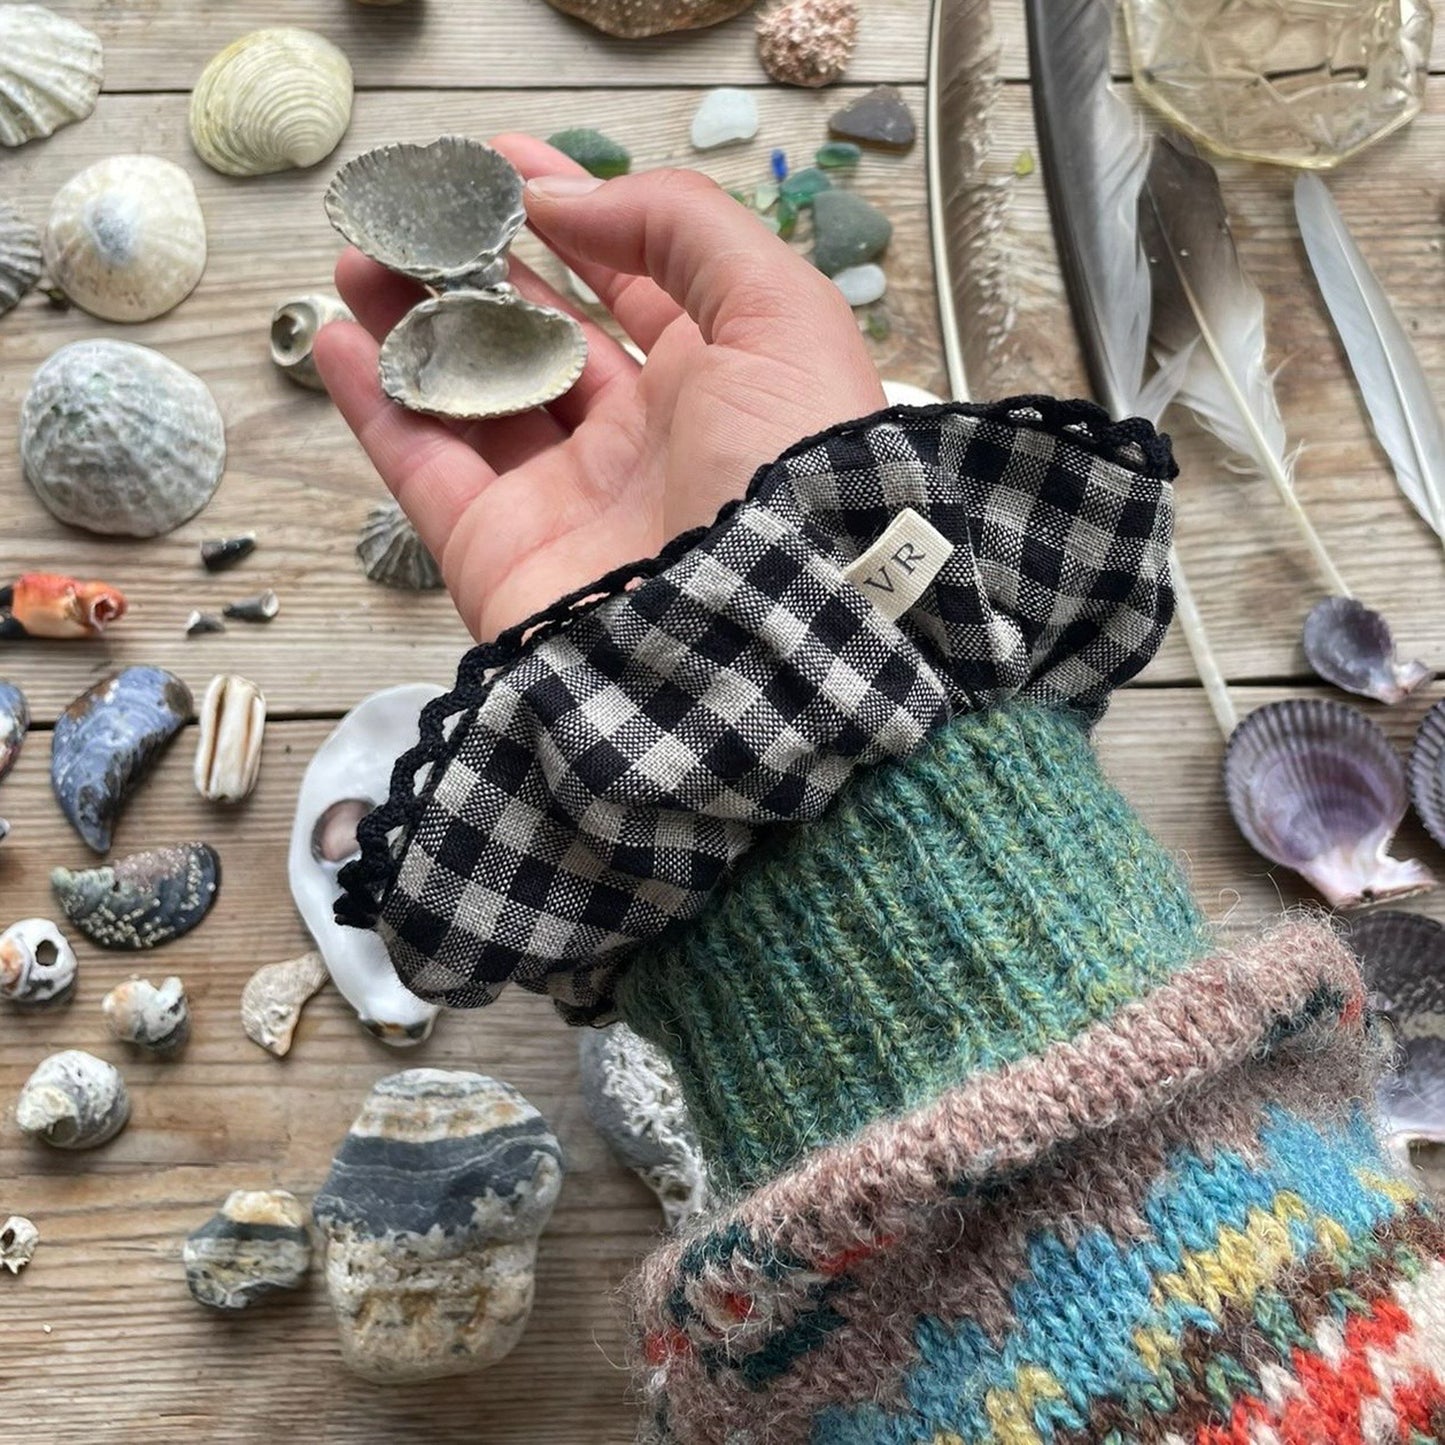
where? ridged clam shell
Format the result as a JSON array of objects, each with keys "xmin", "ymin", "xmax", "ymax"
[
  {"xmin": 312, "ymin": 1070, "xmax": 564, "ymax": 1382},
  {"xmin": 52, "ymin": 843, "xmax": 221, "ymax": 950},
  {"xmin": 1408, "ymin": 698, "xmax": 1445, "ymax": 850},
  {"xmin": 270, "ymin": 293, "xmax": 352, "ymax": 390},
  {"xmin": 52, "ymin": 667, "xmax": 193, "ymax": 854},
  {"xmin": 1224, "ymin": 698, "xmax": 1434, "ymax": 909},
  {"xmin": 379, "ymin": 290, "xmax": 588, "ymax": 420},
  {"xmin": 194, "ymin": 674, "xmax": 266, "ymax": 804},
  {"xmin": 1301, "ymin": 597, "xmax": 1431, "ymax": 705},
  {"xmin": 103, "ymin": 975, "xmax": 189, "ymax": 1056},
  {"xmin": 0, "ymin": 5, "xmax": 103, "ymax": 148},
  {"xmin": 22, "ymin": 340, "xmax": 227, "ymax": 538},
  {"xmin": 0, "ymin": 199, "xmax": 41, "ymax": 316},
  {"xmin": 190, "ymin": 29, "xmax": 353, "ymax": 178},
  {"xmin": 0, "ymin": 918, "xmax": 78, "ymax": 1010},
  {"xmin": 0, "ymin": 678, "xmax": 28, "ymax": 782},
  {"xmin": 15, "ymin": 1049, "xmax": 129, "ymax": 1149},
  {"xmin": 185, "ymin": 1189, "xmax": 311, "ymax": 1311},
  {"xmin": 241, "ymin": 950, "xmax": 328, "ymax": 1057},
  {"xmin": 356, "ymin": 501, "xmax": 443, "ymax": 590},
  {"xmin": 43, "ymin": 156, "xmax": 207, "ymax": 323},
  {"xmin": 324, "ymin": 138, "xmax": 525, "ymax": 289}
]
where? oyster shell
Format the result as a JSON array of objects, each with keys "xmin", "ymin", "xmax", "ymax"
[
  {"xmin": 1, "ymin": 1216, "xmax": 39, "ymax": 1273},
  {"xmin": 312, "ymin": 1070, "xmax": 564, "ymax": 1382},
  {"xmin": 52, "ymin": 843, "xmax": 221, "ymax": 950},
  {"xmin": 379, "ymin": 289, "xmax": 588, "ymax": 420},
  {"xmin": 22, "ymin": 340, "xmax": 227, "ymax": 538},
  {"xmin": 194, "ymin": 674, "xmax": 266, "ymax": 804},
  {"xmin": 0, "ymin": 5, "xmax": 103, "ymax": 148},
  {"xmin": 241, "ymin": 950, "xmax": 328, "ymax": 1057},
  {"xmin": 541, "ymin": 0, "xmax": 755, "ymax": 38},
  {"xmin": 290, "ymin": 685, "xmax": 443, "ymax": 1045},
  {"xmin": 356, "ymin": 500, "xmax": 444, "ymax": 590},
  {"xmin": 1301, "ymin": 597, "xmax": 1430, "ymax": 705},
  {"xmin": 16, "ymin": 1050, "xmax": 129, "ymax": 1150},
  {"xmin": 1223, "ymin": 698, "xmax": 1434, "ymax": 909},
  {"xmin": 0, "ymin": 199, "xmax": 40, "ymax": 316},
  {"xmin": 0, "ymin": 678, "xmax": 27, "ymax": 782},
  {"xmin": 43, "ymin": 156, "xmax": 208, "ymax": 323},
  {"xmin": 190, "ymin": 29, "xmax": 353, "ymax": 178},
  {"xmin": 1408, "ymin": 698, "xmax": 1445, "ymax": 851},
  {"xmin": 51, "ymin": 667, "xmax": 193, "ymax": 854},
  {"xmin": 185, "ymin": 1189, "xmax": 311, "ymax": 1311},
  {"xmin": 271, "ymin": 293, "xmax": 352, "ymax": 390},
  {"xmin": 0, "ymin": 918, "xmax": 77, "ymax": 1010},
  {"xmin": 325, "ymin": 137, "xmax": 525, "ymax": 290},
  {"xmin": 102, "ymin": 975, "xmax": 189, "ymax": 1056}
]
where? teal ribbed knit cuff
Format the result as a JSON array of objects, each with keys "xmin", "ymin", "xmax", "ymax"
[{"xmin": 615, "ymin": 704, "xmax": 1213, "ymax": 1190}]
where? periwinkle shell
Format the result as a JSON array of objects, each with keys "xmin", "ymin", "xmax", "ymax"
[
  {"xmin": 51, "ymin": 667, "xmax": 193, "ymax": 854},
  {"xmin": 102, "ymin": 975, "xmax": 189, "ymax": 1056},
  {"xmin": 21, "ymin": 340, "xmax": 227, "ymax": 538},
  {"xmin": 0, "ymin": 678, "xmax": 28, "ymax": 782},
  {"xmin": 1301, "ymin": 597, "xmax": 1430, "ymax": 705},
  {"xmin": 1408, "ymin": 698, "xmax": 1445, "ymax": 851},
  {"xmin": 0, "ymin": 199, "xmax": 41, "ymax": 316},
  {"xmin": 312, "ymin": 1070, "xmax": 564, "ymax": 1382},
  {"xmin": 270, "ymin": 293, "xmax": 352, "ymax": 390},
  {"xmin": 52, "ymin": 844, "xmax": 221, "ymax": 950},
  {"xmin": 0, "ymin": 4, "xmax": 103, "ymax": 148},
  {"xmin": 15, "ymin": 1049, "xmax": 129, "ymax": 1149},
  {"xmin": 1, "ymin": 1215, "xmax": 39, "ymax": 1273},
  {"xmin": 1224, "ymin": 698, "xmax": 1434, "ymax": 909},
  {"xmin": 0, "ymin": 918, "xmax": 78, "ymax": 1010},
  {"xmin": 184, "ymin": 1189, "xmax": 311, "ymax": 1310}
]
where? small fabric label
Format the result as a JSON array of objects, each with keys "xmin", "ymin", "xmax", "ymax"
[{"xmin": 842, "ymin": 508, "xmax": 955, "ymax": 622}]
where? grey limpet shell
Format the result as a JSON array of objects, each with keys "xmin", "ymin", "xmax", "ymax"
[
  {"xmin": 184, "ymin": 1189, "xmax": 311, "ymax": 1310},
  {"xmin": 356, "ymin": 500, "xmax": 444, "ymax": 590},
  {"xmin": 21, "ymin": 340, "xmax": 227, "ymax": 538},
  {"xmin": 0, "ymin": 199, "xmax": 41, "ymax": 316},
  {"xmin": 0, "ymin": 5, "xmax": 103, "ymax": 148},
  {"xmin": 15, "ymin": 1049, "xmax": 129, "ymax": 1149},
  {"xmin": 312, "ymin": 1070, "xmax": 564, "ymax": 1382},
  {"xmin": 52, "ymin": 843, "xmax": 221, "ymax": 950}
]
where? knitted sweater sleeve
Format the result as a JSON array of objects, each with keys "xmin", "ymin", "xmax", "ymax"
[{"xmin": 338, "ymin": 401, "xmax": 1445, "ymax": 1445}]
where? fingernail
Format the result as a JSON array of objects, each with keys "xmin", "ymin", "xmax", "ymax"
[{"xmin": 526, "ymin": 174, "xmax": 605, "ymax": 201}]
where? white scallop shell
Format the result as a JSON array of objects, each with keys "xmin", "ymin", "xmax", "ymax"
[
  {"xmin": 43, "ymin": 156, "xmax": 208, "ymax": 323},
  {"xmin": 379, "ymin": 290, "xmax": 588, "ymax": 420},
  {"xmin": 21, "ymin": 340, "xmax": 227, "ymax": 538},
  {"xmin": 0, "ymin": 200, "xmax": 41, "ymax": 316},
  {"xmin": 0, "ymin": 5, "xmax": 103, "ymax": 148},
  {"xmin": 190, "ymin": 28, "xmax": 353, "ymax": 178},
  {"xmin": 271, "ymin": 293, "xmax": 352, "ymax": 390}
]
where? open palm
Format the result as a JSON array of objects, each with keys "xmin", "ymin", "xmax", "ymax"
[{"xmin": 314, "ymin": 134, "xmax": 886, "ymax": 641}]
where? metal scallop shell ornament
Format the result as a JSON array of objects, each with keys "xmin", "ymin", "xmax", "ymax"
[
  {"xmin": 0, "ymin": 5, "xmax": 104, "ymax": 148},
  {"xmin": 1224, "ymin": 698, "xmax": 1433, "ymax": 910},
  {"xmin": 0, "ymin": 200, "xmax": 41, "ymax": 316},
  {"xmin": 324, "ymin": 138, "xmax": 587, "ymax": 420}
]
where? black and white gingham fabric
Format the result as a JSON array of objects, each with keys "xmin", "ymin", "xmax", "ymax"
[{"xmin": 336, "ymin": 399, "xmax": 1178, "ymax": 1018}]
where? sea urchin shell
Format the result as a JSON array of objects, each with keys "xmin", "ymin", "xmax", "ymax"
[{"xmin": 756, "ymin": 0, "xmax": 858, "ymax": 87}]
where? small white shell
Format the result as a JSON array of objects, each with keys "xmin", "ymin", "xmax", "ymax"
[
  {"xmin": 0, "ymin": 199, "xmax": 41, "ymax": 316},
  {"xmin": 0, "ymin": 917, "xmax": 77, "ymax": 1009},
  {"xmin": 190, "ymin": 29, "xmax": 353, "ymax": 178},
  {"xmin": 0, "ymin": 5, "xmax": 103, "ymax": 148},
  {"xmin": 356, "ymin": 501, "xmax": 444, "ymax": 590},
  {"xmin": 102, "ymin": 976, "xmax": 190, "ymax": 1056},
  {"xmin": 271, "ymin": 293, "xmax": 352, "ymax": 390},
  {"xmin": 1, "ymin": 1215, "xmax": 39, "ymax": 1273},
  {"xmin": 15, "ymin": 1049, "xmax": 129, "ymax": 1149},
  {"xmin": 42, "ymin": 156, "xmax": 208, "ymax": 324},
  {"xmin": 379, "ymin": 290, "xmax": 588, "ymax": 420},
  {"xmin": 241, "ymin": 950, "xmax": 329, "ymax": 1057},
  {"xmin": 194, "ymin": 674, "xmax": 266, "ymax": 804}
]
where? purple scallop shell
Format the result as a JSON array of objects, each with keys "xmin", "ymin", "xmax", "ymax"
[
  {"xmin": 1224, "ymin": 698, "xmax": 1434, "ymax": 909},
  {"xmin": 1408, "ymin": 697, "xmax": 1445, "ymax": 851},
  {"xmin": 1302, "ymin": 597, "xmax": 1431, "ymax": 705}
]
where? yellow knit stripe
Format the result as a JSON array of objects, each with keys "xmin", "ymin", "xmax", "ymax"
[
  {"xmin": 1357, "ymin": 1169, "xmax": 1419, "ymax": 1209},
  {"xmin": 982, "ymin": 1365, "xmax": 1065, "ymax": 1445}
]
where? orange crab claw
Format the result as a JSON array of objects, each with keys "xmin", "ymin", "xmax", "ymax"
[{"xmin": 7, "ymin": 573, "xmax": 128, "ymax": 639}]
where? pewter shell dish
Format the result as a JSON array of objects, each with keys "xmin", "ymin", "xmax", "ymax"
[{"xmin": 379, "ymin": 290, "xmax": 588, "ymax": 420}]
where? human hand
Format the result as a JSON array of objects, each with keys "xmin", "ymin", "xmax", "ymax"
[{"xmin": 314, "ymin": 134, "xmax": 887, "ymax": 641}]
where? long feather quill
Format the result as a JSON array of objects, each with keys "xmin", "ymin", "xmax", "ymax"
[
  {"xmin": 1024, "ymin": 0, "xmax": 1235, "ymax": 734},
  {"xmin": 1143, "ymin": 136, "xmax": 1353, "ymax": 599},
  {"xmin": 1294, "ymin": 173, "xmax": 1445, "ymax": 546}
]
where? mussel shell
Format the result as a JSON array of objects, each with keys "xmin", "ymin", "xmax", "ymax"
[
  {"xmin": 51, "ymin": 667, "xmax": 193, "ymax": 854},
  {"xmin": 0, "ymin": 678, "xmax": 28, "ymax": 783},
  {"xmin": 52, "ymin": 843, "xmax": 221, "ymax": 950},
  {"xmin": 1408, "ymin": 697, "xmax": 1445, "ymax": 851},
  {"xmin": 379, "ymin": 290, "xmax": 587, "ymax": 421},
  {"xmin": 356, "ymin": 500, "xmax": 444, "ymax": 590},
  {"xmin": 1224, "ymin": 698, "xmax": 1434, "ymax": 909},
  {"xmin": 1301, "ymin": 597, "xmax": 1431, "ymax": 705},
  {"xmin": 0, "ymin": 199, "xmax": 41, "ymax": 316},
  {"xmin": 324, "ymin": 138, "xmax": 525, "ymax": 289},
  {"xmin": 0, "ymin": 4, "xmax": 103, "ymax": 149}
]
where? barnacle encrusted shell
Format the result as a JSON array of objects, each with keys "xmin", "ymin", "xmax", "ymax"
[
  {"xmin": 0, "ymin": 678, "xmax": 28, "ymax": 782},
  {"xmin": 289, "ymin": 685, "xmax": 443, "ymax": 1045},
  {"xmin": 1224, "ymin": 698, "xmax": 1433, "ymax": 909},
  {"xmin": 379, "ymin": 290, "xmax": 588, "ymax": 420},
  {"xmin": 756, "ymin": 0, "xmax": 858, "ymax": 87},
  {"xmin": 0, "ymin": 918, "xmax": 78, "ymax": 1010},
  {"xmin": 270, "ymin": 293, "xmax": 352, "ymax": 390},
  {"xmin": 52, "ymin": 844, "xmax": 221, "ymax": 950},
  {"xmin": 51, "ymin": 667, "xmax": 193, "ymax": 854},
  {"xmin": 16, "ymin": 1049, "xmax": 129, "ymax": 1149},
  {"xmin": 241, "ymin": 950, "xmax": 328, "ymax": 1057},
  {"xmin": 21, "ymin": 340, "xmax": 227, "ymax": 538},
  {"xmin": 579, "ymin": 1024, "xmax": 708, "ymax": 1230},
  {"xmin": 194, "ymin": 674, "xmax": 265, "ymax": 804},
  {"xmin": 190, "ymin": 29, "xmax": 353, "ymax": 178},
  {"xmin": 0, "ymin": 200, "xmax": 41, "ymax": 316},
  {"xmin": 184, "ymin": 1189, "xmax": 311, "ymax": 1310},
  {"xmin": 1, "ymin": 1215, "xmax": 39, "ymax": 1273},
  {"xmin": 325, "ymin": 137, "xmax": 526, "ymax": 290},
  {"xmin": 0, "ymin": 5, "xmax": 103, "ymax": 148},
  {"xmin": 102, "ymin": 976, "xmax": 189, "ymax": 1056},
  {"xmin": 1408, "ymin": 698, "xmax": 1445, "ymax": 851},
  {"xmin": 540, "ymin": 0, "xmax": 755, "ymax": 38},
  {"xmin": 312, "ymin": 1071, "xmax": 564, "ymax": 1382},
  {"xmin": 43, "ymin": 156, "xmax": 208, "ymax": 323},
  {"xmin": 356, "ymin": 500, "xmax": 444, "ymax": 590},
  {"xmin": 1301, "ymin": 597, "xmax": 1430, "ymax": 705}
]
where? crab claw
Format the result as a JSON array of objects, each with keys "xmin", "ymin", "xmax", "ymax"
[{"xmin": 3, "ymin": 573, "xmax": 128, "ymax": 639}]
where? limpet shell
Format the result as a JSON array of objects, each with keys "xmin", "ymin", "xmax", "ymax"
[
  {"xmin": 356, "ymin": 501, "xmax": 444, "ymax": 590},
  {"xmin": 0, "ymin": 918, "xmax": 78, "ymax": 1010},
  {"xmin": 16, "ymin": 1049, "xmax": 129, "ymax": 1149},
  {"xmin": 1302, "ymin": 597, "xmax": 1430, "ymax": 705},
  {"xmin": 0, "ymin": 200, "xmax": 41, "ymax": 316},
  {"xmin": 194, "ymin": 674, "xmax": 266, "ymax": 805},
  {"xmin": 102, "ymin": 976, "xmax": 190, "ymax": 1056},
  {"xmin": 0, "ymin": 5, "xmax": 103, "ymax": 148},
  {"xmin": 1, "ymin": 1216, "xmax": 39, "ymax": 1273},
  {"xmin": 52, "ymin": 844, "xmax": 221, "ymax": 950},
  {"xmin": 184, "ymin": 1189, "xmax": 311, "ymax": 1310},
  {"xmin": 379, "ymin": 290, "xmax": 588, "ymax": 421},
  {"xmin": 190, "ymin": 29, "xmax": 353, "ymax": 178},
  {"xmin": 43, "ymin": 156, "xmax": 208, "ymax": 323},
  {"xmin": 21, "ymin": 340, "xmax": 227, "ymax": 538},
  {"xmin": 271, "ymin": 293, "xmax": 352, "ymax": 390},
  {"xmin": 1408, "ymin": 698, "xmax": 1445, "ymax": 851},
  {"xmin": 1224, "ymin": 698, "xmax": 1433, "ymax": 909},
  {"xmin": 241, "ymin": 950, "xmax": 329, "ymax": 1057}
]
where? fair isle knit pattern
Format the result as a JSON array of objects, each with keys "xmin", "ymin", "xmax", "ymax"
[{"xmin": 630, "ymin": 921, "xmax": 1445, "ymax": 1445}]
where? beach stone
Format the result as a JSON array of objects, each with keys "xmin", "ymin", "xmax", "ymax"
[
  {"xmin": 541, "ymin": 0, "xmax": 755, "ymax": 39},
  {"xmin": 811, "ymin": 188, "xmax": 892, "ymax": 275},
  {"xmin": 690, "ymin": 88, "xmax": 759, "ymax": 149},
  {"xmin": 828, "ymin": 84, "xmax": 917, "ymax": 150},
  {"xmin": 832, "ymin": 262, "xmax": 886, "ymax": 307},
  {"xmin": 546, "ymin": 127, "xmax": 631, "ymax": 178},
  {"xmin": 183, "ymin": 1189, "xmax": 311, "ymax": 1310}
]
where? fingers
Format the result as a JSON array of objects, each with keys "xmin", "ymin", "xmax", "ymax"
[{"xmin": 335, "ymin": 247, "xmax": 425, "ymax": 339}]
